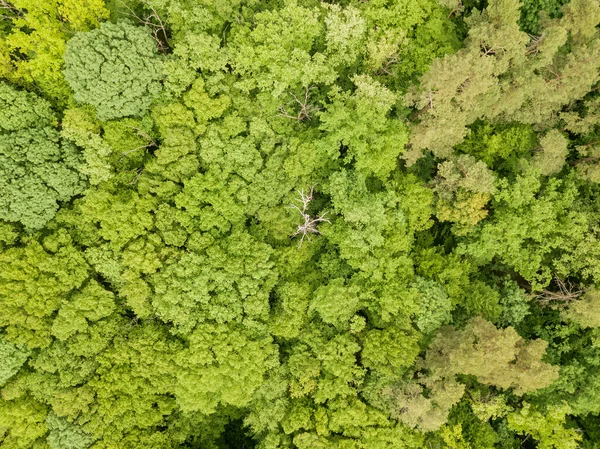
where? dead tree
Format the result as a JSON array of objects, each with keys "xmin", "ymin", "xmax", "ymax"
[
  {"xmin": 119, "ymin": 0, "xmax": 169, "ymax": 53},
  {"xmin": 279, "ymin": 86, "xmax": 320, "ymax": 122},
  {"xmin": 535, "ymin": 277, "xmax": 583, "ymax": 307},
  {"xmin": 525, "ymin": 33, "xmax": 544, "ymax": 56},
  {"xmin": 290, "ymin": 187, "xmax": 330, "ymax": 248}
]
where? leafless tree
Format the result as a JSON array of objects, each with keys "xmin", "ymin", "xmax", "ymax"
[
  {"xmin": 290, "ymin": 187, "xmax": 330, "ymax": 248},
  {"xmin": 525, "ymin": 33, "xmax": 544, "ymax": 56},
  {"xmin": 279, "ymin": 86, "xmax": 320, "ymax": 122},
  {"xmin": 119, "ymin": 0, "xmax": 169, "ymax": 53},
  {"xmin": 535, "ymin": 277, "xmax": 583, "ymax": 307},
  {"xmin": 128, "ymin": 166, "xmax": 145, "ymax": 185}
]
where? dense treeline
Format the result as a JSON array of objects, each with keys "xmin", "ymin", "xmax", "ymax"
[{"xmin": 1, "ymin": 0, "xmax": 600, "ymax": 447}]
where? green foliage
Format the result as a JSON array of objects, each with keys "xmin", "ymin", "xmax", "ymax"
[
  {"xmin": 519, "ymin": 0, "xmax": 569, "ymax": 34},
  {"xmin": 411, "ymin": 277, "xmax": 453, "ymax": 334},
  {"xmin": 0, "ymin": 83, "xmax": 85, "ymax": 229},
  {"xmin": 404, "ymin": 0, "xmax": 600, "ymax": 164},
  {"xmin": 458, "ymin": 173, "xmax": 592, "ymax": 289},
  {"xmin": 150, "ymin": 229, "xmax": 276, "ymax": 333},
  {"xmin": 507, "ymin": 403, "xmax": 581, "ymax": 449},
  {"xmin": 562, "ymin": 288, "xmax": 600, "ymax": 328},
  {"xmin": 0, "ymin": 0, "xmax": 109, "ymax": 104},
  {"xmin": 0, "ymin": 396, "xmax": 49, "ymax": 449},
  {"xmin": 366, "ymin": 376, "xmax": 466, "ymax": 432},
  {"xmin": 320, "ymin": 75, "xmax": 408, "ymax": 179},
  {"xmin": 174, "ymin": 323, "xmax": 278, "ymax": 414},
  {"xmin": 63, "ymin": 22, "xmax": 163, "ymax": 120},
  {"xmin": 0, "ymin": 82, "xmax": 56, "ymax": 131},
  {"xmin": 532, "ymin": 130, "xmax": 569, "ymax": 176},
  {"xmin": 361, "ymin": 326, "xmax": 421, "ymax": 377},
  {"xmin": 0, "ymin": 232, "xmax": 89, "ymax": 348},
  {"xmin": 0, "ymin": 337, "xmax": 29, "ymax": 387},
  {"xmin": 2, "ymin": 0, "xmax": 600, "ymax": 447},
  {"xmin": 433, "ymin": 154, "xmax": 496, "ymax": 234},
  {"xmin": 424, "ymin": 317, "xmax": 559, "ymax": 395},
  {"xmin": 456, "ymin": 122, "xmax": 537, "ymax": 173},
  {"xmin": 497, "ymin": 281, "xmax": 531, "ymax": 327},
  {"xmin": 46, "ymin": 412, "xmax": 94, "ymax": 449},
  {"xmin": 366, "ymin": 316, "xmax": 557, "ymax": 433},
  {"xmin": 59, "ymin": 107, "xmax": 113, "ymax": 185}
]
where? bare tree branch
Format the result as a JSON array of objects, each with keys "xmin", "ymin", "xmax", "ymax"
[
  {"xmin": 290, "ymin": 187, "xmax": 330, "ymax": 248},
  {"xmin": 119, "ymin": 0, "xmax": 169, "ymax": 53},
  {"xmin": 120, "ymin": 125, "xmax": 158, "ymax": 158},
  {"xmin": 128, "ymin": 166, "xmax": 144, "ymax": 185},
  {"xmin": 534, "ymin": 277, "xmax": 583, "ymax": 307},
  {"xmin": 0, "ymin": 0, "xmax": 23, "ymax": 21},
  {"xmin": 525, "ymin": 33, "xmax": 544, "ymax": 56},
  {"xmin": 279, "ymin": 86, "xmax": 320, "ymax": 122},
  {"xmin": 375, "ymin": 54, "xmax": 399, "ymax": 76}
]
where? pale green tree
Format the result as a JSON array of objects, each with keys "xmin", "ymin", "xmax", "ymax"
[{"xmin": 63, "ymin": 22, "xmax": 163, "ymax": 120}]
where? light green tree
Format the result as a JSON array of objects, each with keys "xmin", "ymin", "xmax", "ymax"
[
  {"xmin": 507, "ymin": 403, "xmax": 581, "ymax": 449},
  {"xmin": 562, "ymin": 288, "xmax": 600, "ymax": 328},
  {"xmin": 424, "ymin": 317, "xmax": 559, "ymax": 395},
  {"xmin": 0, "ymin": 231, "xmax": 89, "ymax": 348},
  {"xmin": 0, "ymin": 336, "xmax": 30, "ymax": 387},
  {"xmin": 404, "ymin": 0, "xmax": 600, "ymax": 164},
  {"xmin": 0, "ymin": 0, "xmax": 109, "ymax": 103}
]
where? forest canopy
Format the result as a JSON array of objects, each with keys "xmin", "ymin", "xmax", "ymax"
[{"xmin": 1, "ymin": 0, "xmax": 600, "ymax": 448}]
